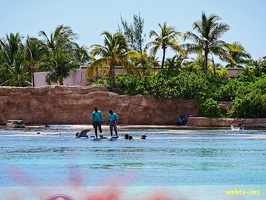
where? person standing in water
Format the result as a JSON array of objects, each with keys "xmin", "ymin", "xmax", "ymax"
[
  {"xmin": 91, "ymin": 107, "xmax": 103, "ymax": 138},
  {"xmin": 107, "ymin": 109, "xmax": 119, "ymax": 137}
]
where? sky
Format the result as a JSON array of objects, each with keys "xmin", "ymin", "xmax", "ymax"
[{"xmin": 1, "ymin": 0, "xmax": 266, "ymax": 61}]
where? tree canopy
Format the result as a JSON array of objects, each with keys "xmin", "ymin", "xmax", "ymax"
[
  {"xmin": 183, "ymin": 12, "xmax": 235, "ymax": 71},
  {"xmin": 88, "ymin": 31, "xmax": 140, "ymax": 90}
]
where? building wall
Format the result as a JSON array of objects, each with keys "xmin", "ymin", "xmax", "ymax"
[
  {"xmin": 226, "ymin": 68, "xmax": 244, "ymax": 77},
  {"xmin": 34, "ymin": 67, "xmax": 89, "ymax": 87},
  {"xmin": 34, "ymin": 67, "xmax": 244, "ymax": 87}
]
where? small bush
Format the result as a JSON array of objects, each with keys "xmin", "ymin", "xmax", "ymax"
[{"xmin": 199, "ymin": 98, "xmax": 222, "ymax": 118}]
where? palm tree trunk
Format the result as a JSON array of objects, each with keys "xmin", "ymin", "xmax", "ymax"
[
  {"xmin": 110, "ymin": 64, "xmax": 115, "ymax": 91},
  {"xmin": 161, "ymin": 48, "xmax": 166, "ymax": 69},
  {"xmin": 141, "ymin": 61, "xmax": 146, "ymax": 74},
  {"xmin": 59, "ymin": 77, "xmax": 64, "ymax": 85},
  {"xmin": 204, "ymin": 51, "xmax": 208, "ymax": 71},
  {"xmin": 31, "ymin": 67, "xmax": 35, "ymax": 87},
  {"xmin": 211, "ymin": 55, "xmax": 216, "ymax": 76}
]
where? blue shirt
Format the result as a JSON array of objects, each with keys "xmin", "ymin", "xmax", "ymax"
[
  {"xmin": 108, "ymin": 113, "xmax": 118, "ymax": 122},
  {"xmin": 92, "ymin": 110, "xmax": 103, "ymax": 123}
]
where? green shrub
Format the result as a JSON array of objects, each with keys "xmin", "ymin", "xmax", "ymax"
[{"xmin": 199, "ymin": 98, "xmax": 222, "ymax": 118}]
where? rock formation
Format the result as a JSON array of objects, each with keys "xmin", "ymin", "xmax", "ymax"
[
  {"xmin": 1, "ymin": 85, "xmax": 265, "ymax": 128},
  {"xmin": 187, "ymin": 117, "xmax": 266, "ymax": 128},
  {"xmin": 0, "ymin": 85, "xmax": 198, "ymax": 125}
]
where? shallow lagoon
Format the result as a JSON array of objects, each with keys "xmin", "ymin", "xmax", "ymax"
[{"xmin": 0, "ymin": 127, "xmax": 266, "ymax": 199}]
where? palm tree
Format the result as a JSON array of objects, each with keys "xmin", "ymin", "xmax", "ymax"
[
  {"xmin": 247, "ymin": 57, "xmax": 266, "ymax": 77},
  {"xmin": 0, "ymin": 33, "xmax": 31, "ymax": 86},
  {"xmin": 4, "ymin": 50, "xmax": 31, "ymax": 86},
  {"xmin": 225, "ymin": 42, "xmax": 252, "ymax": 68},
  {"xmin": 24, "ymin": 37, "xmax": 47, "ymax": 87},
  {"xmin": 0, "ymin": 33, "xmax": 24, "ymax": 67},
  {"xmin": 45, "ymin": 49, "xmax": 80, "ymax": 85},
  {"xmin": 184, "ymin": 12, "xmax": 235, "ymax": 71},
  {"xmin": 182, "ymin": 54, "xmax": 204, "ymax": 72},
  {"xmin": 38, "ymin": 25, "xmax": 82, "ymax": 85},
  {"xmin": 130, "ymin": 51, "xmax": 159, "ymax": 75},
  {"xmin": 88, "ymin": 31, "xmax": 140, "ymax": 90},
  {"xmin": 73, "ymin": 45, "xmax": 91, "ymax": 65},
  {"xmin": 145, "ymin": 22, "xmax": 184, "ymax": 68},
  {"xmin": 38, "ymin": 25, "xmax": 78, "ymax": 52},
  {"xmin": 165, "ymin": 55, "xmax": 187, "ymax": 71}
]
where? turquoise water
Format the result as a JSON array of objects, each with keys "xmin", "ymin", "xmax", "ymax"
[{"xmin": 0, "ymin": 127, "xmax": 266, "ymax": 199}]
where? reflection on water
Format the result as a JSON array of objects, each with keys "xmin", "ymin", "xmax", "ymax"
[{"xmin": 0, "ymin": 128, "xmax": 266, "ymax": 187}]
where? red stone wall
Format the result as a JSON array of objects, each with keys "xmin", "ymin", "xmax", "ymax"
[
  {"xmin": 0, "ymin": 85, "xmax": 199, "ymax": 125},
  {"xmin": 1, "ymin": 85, "xmax": 265, "ymax": 128},
  {"xmin": 187, "ymin": 117, "xmax": 266, "ymax": 128}
]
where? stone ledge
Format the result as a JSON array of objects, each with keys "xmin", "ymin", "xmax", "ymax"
[{"xmin": 187, "ymin": 117, "xmax": 266, "ymax": 128}]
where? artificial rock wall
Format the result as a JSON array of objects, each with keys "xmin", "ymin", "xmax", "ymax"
[
  {"xmin": 0, "ymin": 85, "xmax": 199, "ymax": 125},
  {"xmin": 187, "ymin": 117, "xmax": 266, "ymax": 128}
]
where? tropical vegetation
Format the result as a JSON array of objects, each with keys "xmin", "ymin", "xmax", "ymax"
[
  {"xmin": 87, "ymin": 31, "xmax": 140, "ymax": 91},
  {"xmin": 145, "ymin": 22, "xmax": 184, "ymax": 69},
  {"xmin": 183, "ymin": 12, "xmax": 235, "ymax": 72},
  {"xmin": 0, "ymin": 12, "xmax": 265, "ymax": 118}
]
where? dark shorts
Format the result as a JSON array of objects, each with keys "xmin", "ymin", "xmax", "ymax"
[
  {"xmin": 109, "ymin": 121, "xmax": 117, "ymax": 129},
  {"xmin": 93, "ymin": 121, "xmax": 102, "ymax": 128}
]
